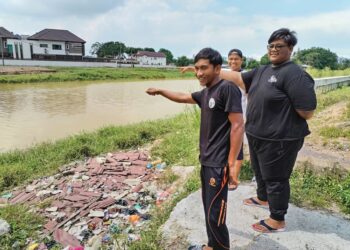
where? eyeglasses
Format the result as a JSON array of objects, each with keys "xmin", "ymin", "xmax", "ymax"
[{"xmin": 267, "ymin": 44, "xmax": 288, "ymax": 51}]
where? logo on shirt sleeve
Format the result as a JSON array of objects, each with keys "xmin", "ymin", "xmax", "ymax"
[{"xmin": 209, "ymin": 98, "xmax": 215, "ymax": 109}]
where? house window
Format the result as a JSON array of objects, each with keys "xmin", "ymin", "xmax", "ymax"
[
  {"xmin": 52, "ymin": 44, "xmax": 62, "ymax": 50},
  {"xmin": 40, "ymin": 44, "xmax": 48, "ymax": 48},
  {"xmin": 3, "ymin": 41, "xmax": 7, "ymax": 48},
  {"xmin": 66, "ymin": 44, "xmax": 69, "ymax": 49}
]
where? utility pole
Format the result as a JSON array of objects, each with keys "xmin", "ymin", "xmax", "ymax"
[{"xmin": 0, "ymin": 37, "xmax": 4, "ymax": 66}]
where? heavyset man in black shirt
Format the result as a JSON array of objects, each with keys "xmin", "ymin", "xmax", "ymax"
[
  {"xmin": 146, "ymin": 48, "xmax": 244, "ymax": 250},
  {"xmin": 218, "ymin": 28, "xmax": 317, "ymax": 233}
]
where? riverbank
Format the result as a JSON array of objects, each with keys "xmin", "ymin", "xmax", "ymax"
[
  {"xmin": 0, "ymin": 87, "xmax": 350, "ymax": 248},
  {"xmin": 0, "ymin": 67, "xmax": 194, "ymax": 84},
  {"xmin": 1, "ymin": 65, "xmax": 350, "ymax": 84}
]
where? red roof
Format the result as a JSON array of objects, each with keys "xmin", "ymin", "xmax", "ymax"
[
  {"xmin": 28, "ymin": 29, "xmax": 85, "ymax": 43},
  {"xmin": 136, "ymin": 51, "xmax": 166, "ymax": 58}
]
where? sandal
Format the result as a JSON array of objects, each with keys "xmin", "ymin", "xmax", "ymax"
[
  {"xmin": 243, "ymin": 197, "xmax": 268, "ymax": 208},
  {"xmin": 188, "ymin": 244, "xmax": 206, "ymax": 250},
  {"xmin": 228, "ymin": 181, "xmax": 239, "ymax": 191},
  {"xmin": 252, "ymin": 220, "xmax": 285, "ymax": 233}
]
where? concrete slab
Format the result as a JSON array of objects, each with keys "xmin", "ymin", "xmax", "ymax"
[{"xmin": 162, "ymin": 183, "xmax": 350, "ymax": 250}]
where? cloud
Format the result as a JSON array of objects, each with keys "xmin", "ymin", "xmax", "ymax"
[
  {"xmin": 0, "ymin": 0, "xmax": 124, "ymax": 18},
  {"xmin": 1, "ymin": 0, "xmax": 350, "ymax": 58}
]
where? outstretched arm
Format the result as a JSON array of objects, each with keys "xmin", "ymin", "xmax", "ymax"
[
  {"xmin": 179, "ymin": 66, "xmax": 195, "ymax": 73},
  {"xmin": 146, "ymin": 88, "xmax": 196, "ymax": 104},
  {"xmin": 219, "ymin": 70, "xmax": 246, "ymax": 91},
  {"xmin": 227, "ymin": 113, "xmax": 244, "ymax": 168},
  {"xmin": 180, "ymin": 66, "xmax": 246, "ymax": 91}
]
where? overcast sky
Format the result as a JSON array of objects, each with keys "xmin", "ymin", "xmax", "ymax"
[{"xmin": 1, "ymin": 0, "xmax": 350, "ymax": 59}]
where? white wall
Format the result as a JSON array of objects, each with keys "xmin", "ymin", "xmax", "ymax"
[
  {"xmin": 33, "ymin": 40, "xmax": 66, "ymax": 55},
  {"xmin": 6, "ymin": 40, "xmax": 83, "ymax": 59},
  {"xmin": 137, "ymin": 55, "xmax": 166, "ymax": 66},
  {"xmin": 7, "ymin": 39, "xmax": 32, "ymax": 59},
  {"xmin": 3, "ymin": 59, "xmax": 174, "ymax": 68}
]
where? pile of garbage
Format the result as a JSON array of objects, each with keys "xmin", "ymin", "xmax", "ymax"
[{"xmin": 0, "ymin": 150, "xmax": 171, "ymax": 249}]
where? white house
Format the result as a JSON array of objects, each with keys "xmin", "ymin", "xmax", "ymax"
[
  {"xmin": 135, "ymin": 51, "xmax": 166, "ymax": 66},
  {"xmin": 7, "ymin": 29, "xmax": 85, "ymax": 60},
  {"xmin": 0, "ymin": 26, "xmax": 18, "ymax": 58}
]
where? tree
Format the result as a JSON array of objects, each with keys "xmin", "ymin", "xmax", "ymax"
[
  {"xmin": 294, "ymin": 47, "xmax": 338, "ymax": 69},
  {"xmin": 175, "ymin": 56, "xmax": 193, "ymax": 66},
  {"xmin": 245, "ymin": 58, "xmax": 260, "ymax": 69},
  {"xmin": 93, "ymin": 41, "xmax": 126, "ymax": 58},
  {"xmin": 338, "ymin": 57, "xmax": 350, "ymax": 70},
  {"xmin": 90, "ymin": 42, "xmax": 102, "ymax": 56},
  {"xmin": 143, "ymin": 47, "xmax": 155, "ymax": 52},
  {"xmin": 158, "ymin": 48, "xmax": 174, "ymax": 65},
  {"xmin": 260, "ymin": 54, "xmax": 270, "ymax": 65},
  {"xmin": 125, "ymin": 47, "xmax": 143, "ymax": 55}
]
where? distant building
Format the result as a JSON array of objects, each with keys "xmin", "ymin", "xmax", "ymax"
[
  {"xmin": 0, "ymin": 27, "xmax": 18, "ymax": 58},
  {"xmin": 6, "ymin": 28, "xmax": 86, "ymax": 60},
  {"xmin": 135, "ymin": 51, "xmax": 166, "ymax": 66}
]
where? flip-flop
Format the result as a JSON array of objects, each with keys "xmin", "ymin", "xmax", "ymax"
[
  {"xmin": 243, "ymin": 197, "xmax": 268, "ymax": 208},
  {"xmin": 188, "ymin": 244, "xmax": 206, "ymax": 250},
  {"xmin": 252, "ymin": 220, "xmax": 285, "ymax": 233},
  {"xmin": 228, "ymin": 182, "xmax": 238, "ymax": 191}
]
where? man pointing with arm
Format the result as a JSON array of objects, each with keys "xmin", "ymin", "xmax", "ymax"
[{"xmin": 147, "ymin": 47, "xmax": 244, "ymax": 250}]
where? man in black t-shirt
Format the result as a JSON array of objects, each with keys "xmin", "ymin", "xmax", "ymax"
[
  {"xmin": 212, "ymin": 28, "xmax": 317, "ymax": 233},
  {"xmin": 146, "ymin": 48, "xmax": 244, "ymax": 250}
]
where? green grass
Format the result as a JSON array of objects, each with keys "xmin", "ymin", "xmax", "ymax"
[
  {"xmin": 346, "ymin": 102, "xmax": 350, "ymax": 119},
  {"xmin": 290, "ymin": 162, "xmax": 350, "ymax": 213},
  {"xmin": 313, "ymin": 86, "xmax": 350, "ymax": 140},
  {"xmin": 316, "ymin": 86, "xmax": 350, "ymax": 111},
  {"xmin": 0, "ymin": 205, "xmax": 44, "ymax": 249},
  {"xmin": 1, "ymin": 86, "xmax": 350, "ymax": 249},
  {"xmin": 307, "ymin": 67, "xmax": 350, "ymax": 78},
  {"xmin": 0, "ymin": 109, "xmax": 201, "ymax": 249},
  {"xmin": 319, "ymin": 127, "xmax": 350, "ymax": 139},
  {"xmin": 0, "ymin": 114, "xmax": 189, "ymax": 191},
  {"xmin": 0, "ymin": 67, "xmax": 194, "ymax": 84}
]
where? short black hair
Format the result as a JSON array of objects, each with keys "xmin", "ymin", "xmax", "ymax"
[
  {"xmin": 228, "ymin": 48, "xmax": 243, "ymax": 58},
  {"xmin": 268, "ymin": 28, "xmax": 297, "ymax": 47},
  {"xmin": 194, "ymin": 47, "xmax": 223, "ymax": 66}
]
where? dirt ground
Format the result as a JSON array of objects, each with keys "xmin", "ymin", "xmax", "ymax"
[
  {"xmin": 300, "ymin": 101, "xmax": 350, "ymax": 170},
  {"xmin": 0, "ymin": 66, "xmax": 56, "ymax": 75}
]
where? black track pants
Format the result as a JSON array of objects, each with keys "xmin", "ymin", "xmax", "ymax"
[
  {"xmin": 201, "ymin": 165, "xmax": 230, "ymax": 250},
  {"xmin": 247, "ymin": 134, "xmax": 304, "ymax": 221}
]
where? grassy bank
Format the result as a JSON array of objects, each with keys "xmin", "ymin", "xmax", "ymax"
[
  {"xmin": 1, "ymin": 87, "xmax": 350, "ymax": 248},
  {"xmin": 306, "ymin": 67, "xmax": 350, "ymax": 78},
  {"xmin": 0, "ymin": 108, "xmax": 201, "ymax": 248},
  {"xmin": 0, "ymin": 67, "xmax": 194, "ymax": 84},
  {"xmin": 1, "ymin": 66, "xmax": 350, "ymax": 84},
  {"xmin": 308, "ymin": 86, "xmax": 350, "ymax": 151},
  {"xmin": 0, "ymin": 109, "xmax": 199, "ymax": 191}
]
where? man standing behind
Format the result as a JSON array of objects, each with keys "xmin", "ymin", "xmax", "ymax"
[
  {"xmin": 146, "ymin": 48, "xmax": 244, "ymax": 250},
  {"xmin": 226, "ymin": 48, "xmax": 247, "ymax": 190}
]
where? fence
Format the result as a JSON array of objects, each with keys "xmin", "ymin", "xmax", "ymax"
[{"xmin": 315, "ymin": 76, "xmax": 350, "ymax": 92}]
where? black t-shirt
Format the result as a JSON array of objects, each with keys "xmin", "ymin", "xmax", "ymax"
[
  {"xmin": 242, "ymin": 61, "xmax": 317, "ymax": 141},
  {"xmin": 191, "ymin": 79, "xmax": 242, "ymax": 167}
]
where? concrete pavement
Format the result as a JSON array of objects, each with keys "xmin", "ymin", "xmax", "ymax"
[{"xmin": 162, "ymin": 182, "xmax": 350, "ymax": 250}]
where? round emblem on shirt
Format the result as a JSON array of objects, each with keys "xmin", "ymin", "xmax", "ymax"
[{"xmin": 209, "ymin": 98, "xmax": 215, "ymax": 108}]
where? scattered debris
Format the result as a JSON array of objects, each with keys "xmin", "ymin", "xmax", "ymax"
[
  {"xmin": 1, "ymin": 150, "xmax": 175, "ymax": 248},
  {"xmin": 0, "ymin": 218, "xmax": 10, "ymax": 236}
]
